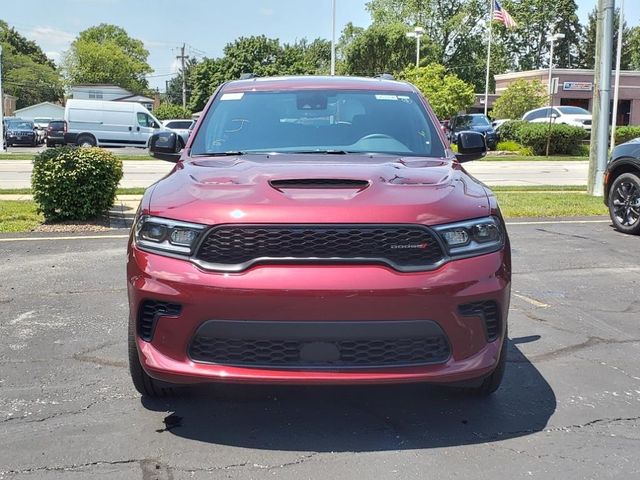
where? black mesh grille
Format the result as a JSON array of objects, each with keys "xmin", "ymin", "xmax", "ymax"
[
  {"xmin": 458, "ymin": 301, "xmax": 500, "ymax": 341},
  {"xmin": 270, "ymin": 179, "xmax": 369, "ymax": 189},
  {"xmin": 189, "ymin": 335, "xmax": 450, "ymax": 368},
  {"xmin": 194, "ymin": 225, "xmax": 445, "ymax": 272},
  {"xmin": 138, "ymin": 300, "xmax": 182, "ymax": 341}
]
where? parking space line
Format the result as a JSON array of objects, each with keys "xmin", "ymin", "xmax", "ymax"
[
  {"xmin": 0, "ymin": 234, "xmax": 129, "ymax": 242},
  {"xmin": 506, "ymin": 220, "xmax": 610, "ymax": 226}
]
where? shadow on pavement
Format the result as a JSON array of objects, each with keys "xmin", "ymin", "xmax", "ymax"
[{"xmin": 141, "ymin": 340, "xmax": 555, "ymax": 452}]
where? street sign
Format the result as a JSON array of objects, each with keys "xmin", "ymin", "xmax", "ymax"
[{"xmin": 563, "ymin": 81, "xmax": 594, "ymax": 91}]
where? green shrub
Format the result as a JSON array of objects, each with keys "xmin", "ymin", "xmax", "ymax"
[
  {"xmin": 576, "ymin": 144, "xmax": 590, "ymax": 157},
  {"xmin": 614, "ymin": 126, "xmax": 640, "ymax": 146},
  {"xmin": 32, "ymin": 147, "xmax": 123, "ymax": 221},
  {"xmin": 516, "ymin": 123, "xmax": 587, "ymax": 155},
  {"xmin": 153, "ymin": 103, "xmax": 192, "ymax": 120},
  {"xmin": 497, "ymin": 120, "xmax": 528, "ymax": 142},
  {"xmin": 496, "ymin": 140, "xmax": 534, "ymax": 156}
]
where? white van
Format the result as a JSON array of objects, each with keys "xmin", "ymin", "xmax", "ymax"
[{"xmin": 64, "ymin": 99, "xmax": 165, "ymax": 148}]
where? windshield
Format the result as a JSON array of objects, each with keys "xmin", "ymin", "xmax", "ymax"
[
  {"xmin": 557, "ymin": 106, "xmax": 590, "ymax": 115},
  {"xmin": 456, "ymin": 115, "xmax": 490, "ymax": 127},
  {"xmin": 7, "ymin": 121, "xmax": 34, "ymax": 129},
  {"xmin": 190, "ymin": 89, "xmax": 445, "ymax": 157}
]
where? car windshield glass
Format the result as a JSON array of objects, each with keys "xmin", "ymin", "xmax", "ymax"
[
  {"xmin": 190, "ymin": 89, "xmax": 445, "ymax": 158},
  {"xmin": 7, "ymin": 121, "xmax": 33, "ymax": 129},
  {"xmin": 456, "ymin": 115, "xmax": 490, "ymax": 127},
  {"xmin": 166, "ymin": 121, "xmax": 192, "ymax": 129},
  {"xmin": 557, "ymin": 106, "xmax": 590, "ymax": 115}
]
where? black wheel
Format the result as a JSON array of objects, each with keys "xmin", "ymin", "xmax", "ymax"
[
  {"xmin": 77, "ymin": 134, "xmax": 96, "ymax": 148},
  {"xmin": 46, "ymin": 140, "xmax": 54, "ymax": 148},
  {"xmin": 128, "ymin": 320, "xmax": 176, "ymax": 397},
  {"xmin": 608, "ymin": 172, "xmax": 640, "ymax": 235}
]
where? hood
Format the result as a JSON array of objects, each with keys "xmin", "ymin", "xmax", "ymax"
[{"xmin": 148, "ymin": 154, "xmax": 490, "ymax": 226}]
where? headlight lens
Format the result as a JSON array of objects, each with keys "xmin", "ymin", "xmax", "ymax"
[
  {"xmin": 433, "ymin": 216, "xmax": 504, "ymax": 258},
  {"xmin": 134, "ymin": 215, "xmax": 205, "ymax": 255}
]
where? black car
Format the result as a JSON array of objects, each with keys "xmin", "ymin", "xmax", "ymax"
[
  {"xmin": 605, "ymin": 138, "xmax": 640, "ymax": 235},
  {"xmin": 448, "ymin": 114, "xmax": 498, "ymax": 150},
  {"xmin": 46, "ymin": 120, "xmax": 66, "ymax": 147},
  {"xmin": 4, "ymin": 119, "xmax": 37, "ymax": 147}
]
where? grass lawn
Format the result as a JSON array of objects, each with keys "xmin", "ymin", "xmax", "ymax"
[
  {"xmin": 495, "ymin": 191, "xmax": 607, "ymax": 217},
  {"xmin": 0, "ymin": 201, "xmax": 43, "ymax": 232},
  {"xmin": 0, "ymin": 152, "xmax": 150, "ymax": 161},
  {"xmin": 0, "ymin": 187, "xmax": 147, "ymax": 196},
  {"xmin": 483, "ymin": 155, "xmax": 587, "ymax": 161}
]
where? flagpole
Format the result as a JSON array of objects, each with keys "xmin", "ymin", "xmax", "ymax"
[
  {"xmin": 483, "ymin": 0, "xmax": 494, "ymax": 116},
  {"xmin": 609, "ymin": 0, "xmax": 624, "ymax": 152}
]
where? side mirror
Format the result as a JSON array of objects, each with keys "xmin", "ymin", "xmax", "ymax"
[
  {"xmin": 149, "ymin": 131, "xmax": 181, "ymax": 162},
  {"xmin": 454, "ymin": 131, "xmax": 487, "ymax": 163}
]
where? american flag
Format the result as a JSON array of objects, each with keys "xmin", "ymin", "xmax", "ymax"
[{"xmin": 493, "ymin": 0, "xmax": 517, "ymax": 29}]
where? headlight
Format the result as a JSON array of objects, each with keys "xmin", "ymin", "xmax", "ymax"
[
  {"xmin": 134, "ymin": 215, "xmax": 206, "ymax": 256},
  {"xmin": 433, "ymin": 216, "xmax": 504, "ymax": 258}
]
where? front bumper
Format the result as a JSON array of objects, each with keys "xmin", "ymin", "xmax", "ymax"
[{"xmin": 127, "ymin": 244, "xmax": 510, "ymax": 385}]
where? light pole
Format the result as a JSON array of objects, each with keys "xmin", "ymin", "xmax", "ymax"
[
  {"xmin": 406, "ymin": 27, "xmax": 425, "ymax": 68},
  {"xmin": 547, "ymin": 32, "xmax": 565, "ymax": 99},
  {"xmin": 330, "ymin": 0, "xmax": 336, "ymax": 75}
]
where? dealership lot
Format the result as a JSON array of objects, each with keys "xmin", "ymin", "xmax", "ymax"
[{"xmin": 0, "ymin": 220, "xmax": 639, "ymax": 479}]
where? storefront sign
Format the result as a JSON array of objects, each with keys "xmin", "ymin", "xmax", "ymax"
[{"xmin": 563, "ymin": 81, "xmax": 593, "ymax": 91}]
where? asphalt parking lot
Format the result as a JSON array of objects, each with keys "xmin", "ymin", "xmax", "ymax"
[{"xmin": 0, "ymin": 220, "xmax": 639, "ymax": 479}]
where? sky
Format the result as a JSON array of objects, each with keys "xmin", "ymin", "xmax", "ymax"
[{"xmin": 2, "ymin": 0, "xmax": 637, "ymax": 91}]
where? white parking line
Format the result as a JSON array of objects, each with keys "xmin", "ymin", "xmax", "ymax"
[{"xmin": 506, "ymin": 219, "xmax": 609, "ymax": 226}]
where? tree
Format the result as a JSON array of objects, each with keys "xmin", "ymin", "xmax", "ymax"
[
  {"xmin": 400, "ymin": 63, "xmax": 475, "ymax": 119},
  {"xmin": 342, "ymin": 23, "xmax": 416, "ymax": 76},
  {"xmin": 579, "ymin": 7, "xmax": 631, "ymax": 69},
  {"xmin": 365, "ymin": 0, "xmax": 495, "ymax": 90},
  {"xmin": 62, "ymin": 24, "xmax": 152, "ymax": 93},
  {"xmin": 189, "ymin": 36, "xmax": 332, "ymax": 111},
  {"xmin": 165, "ymin": 58, "xmax": 198, "ymax": 106},
  {"xmin": 153, "ymin": 103, "xmax": 192, "ymax": 120},
  {"xmin": 0, "ymin": 20, "xmax": 63, "ymax": 108},
  {"xmin": 490, "ymin": 79, "xmax": 547, "ymax": 120},
  {"xmin": 629, "ymin": 27, "xmax": 640, "ymax": 71},
  {"xmin": 498, "ymin": 0, "xmax": 583, "ymax": 70}
]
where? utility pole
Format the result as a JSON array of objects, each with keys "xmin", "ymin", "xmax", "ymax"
[
  {"xmin": 176, "ymin": 44, "xmax": 188, "ymax": 110},
  {"xmin": 331, "ymin": 0, "xmax": 336, "ymax": 75},
  {"xmin": 588, "ymin": 0, "xmax": 615, "ymax": 196},
  {"xmin": 0, "ymin": 45, "xmax": 4, "ymax": 153}
]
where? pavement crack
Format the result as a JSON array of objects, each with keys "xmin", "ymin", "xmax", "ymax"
[
  {"xmin": 0, "ymin": 459, "xmax": 140, "ymax": 475},
  {"xmin": 528, "ymin": 337, "xmax": 640, "ymax": 363},
  {"xmin": 175, "ymin": 453, "xmax": 320, "ymax": 473},
  {"xmin": 72, "ymin": 341, "xmax": 127, "ymax": 368}
]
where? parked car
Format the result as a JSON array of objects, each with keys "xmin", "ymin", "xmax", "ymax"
[
  {"xmin": 161, "ymin": 119, "xmax": 194, "ymax": 145},
  {"xmin": 64, "ymin": 99, "xmax": 165, "ymax": 148},
  {"xmin": 4, "ymin": 119, "xmax": 37, "ymax": 147},
  {"xmin": 448, "ymin": 114, "xmax": 498, "ymax": 149},
  {"xmin": 46, "ymin": 120, "xmax": 67, "ymax": 147},
  {"xmin": 33, "ymin": 117, "xmax": 52, "ymax": 144},
  {"xmin": 605, "ymin": 137, "xmax": 640, "ymax": 234},
  {"xmin": 491, "ymin": 118, "xmax": 510, "ymax": 133},
  {"xmin": 128, "ymin": 75, "xmax": 510, "ymax": 398},
  {"xmin": 522, "ymin": 106, "xmax": 592, "ymax": 130}
]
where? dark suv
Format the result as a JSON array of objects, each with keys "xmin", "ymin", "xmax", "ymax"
[
  {"xmin": 4, "ymin": 119, "xmax": 37, "ymax": 147},
  {"xmin": 128, "ymin": 76, "xmax": 510, "ymax": 398},
  {"xmin": 46, "ymin": 120, "xmax": 66, "ymax": 147},
  {"xmin": 448, "ymin": 114, "xmax": 498, "ymax": 150}
]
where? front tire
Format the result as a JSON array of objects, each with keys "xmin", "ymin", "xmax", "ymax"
[
  {"xmin": 77, "ymin": 134, "xmax": 96, "ymax": 148},
  {"xmin": 458, "ymin": 332, "xmax": 507, "ymax": 396},
  {"xmin": 128, "ymin": 321, "xmax": 176, "ymax": 397},
  {"xmin": 608, "ymin": 172, "xmax": 640, "ymax": 235}
]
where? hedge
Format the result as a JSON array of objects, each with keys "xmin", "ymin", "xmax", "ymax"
[
  {"xmin": 498, "ymin": 120, "xmax": 586, "ymax": 155},
  {"xmin": 614, "ymin": 126, "xmax": 640, "ymax": 146},
  {"xmin": 31, "ymin": 147, "xmax": 123, "ymax": 222}
]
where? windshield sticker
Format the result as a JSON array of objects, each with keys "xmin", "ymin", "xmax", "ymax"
[
  {"xmin": 375, "ymin": 94, "xmax": 398, "ymax": 101},
  {"xmin": 221, "ymin": 93, "xmax": 245, "ymax": 101}
]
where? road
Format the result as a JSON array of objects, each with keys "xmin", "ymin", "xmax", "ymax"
[
  {"xmin": 0, "ymin": 158, "xmax": 589, "ymax": 189},
  {"xmin": 1, "ymin": 221, "xmax": 639, "ymax": 479}
]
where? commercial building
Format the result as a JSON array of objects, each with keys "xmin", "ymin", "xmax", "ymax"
[{"xmin": 473, "ymin": 68, "xmax": 640, "ymax": 125}]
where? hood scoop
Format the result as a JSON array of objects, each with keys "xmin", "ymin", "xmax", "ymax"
[{"xmin": 269, "ymin": 178, "xmax": 370, "ymax": 191}]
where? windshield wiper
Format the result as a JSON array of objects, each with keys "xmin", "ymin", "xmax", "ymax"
[
  {"xmin": 288, "ymin": 150, "xmax": 351, "ymax": 155},
  {"xmin": 192, "ymin": 151, "xmax": 250, "ymax": 157}
]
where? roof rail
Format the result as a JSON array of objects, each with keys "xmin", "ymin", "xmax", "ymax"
[
  {"xmin": 376, "ymin": 73, "xmax": 395, "ymax": 80},
  {"xmin": 239, "ymin": 73, "xmax": 256, "ymax": 80}
]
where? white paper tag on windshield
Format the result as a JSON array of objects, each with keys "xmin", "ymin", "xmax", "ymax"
[
  {"xmin": 221, "ymin": 93, "xmax": 245, "ymax": 101},
  {"xmin": 375, "ymin": 94, "xmax": 398, "ymax": 101}
]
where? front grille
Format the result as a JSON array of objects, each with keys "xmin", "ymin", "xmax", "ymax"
[
  {"xmin": 138, "ymin": 300, "xmax": 182, "ymax": 341},
  {"xmin": 190, "ymin": 335, "xmax": 450, "ymax": 368},
  {"xmin": 194, "ymin": 224, "xmax": 445, "ymax": 272},
  {"xmin": 583, "ymin": 120, "xmax": 592, "ymax": 125},
  {"xmin": 458, "ymin": 301, "xmax": 500, "ymax": 341}
]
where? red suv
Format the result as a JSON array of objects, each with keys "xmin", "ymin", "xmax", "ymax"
[{"xmin": 128, "ymin": 76, "xmax": 511, "ymax": 397}]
